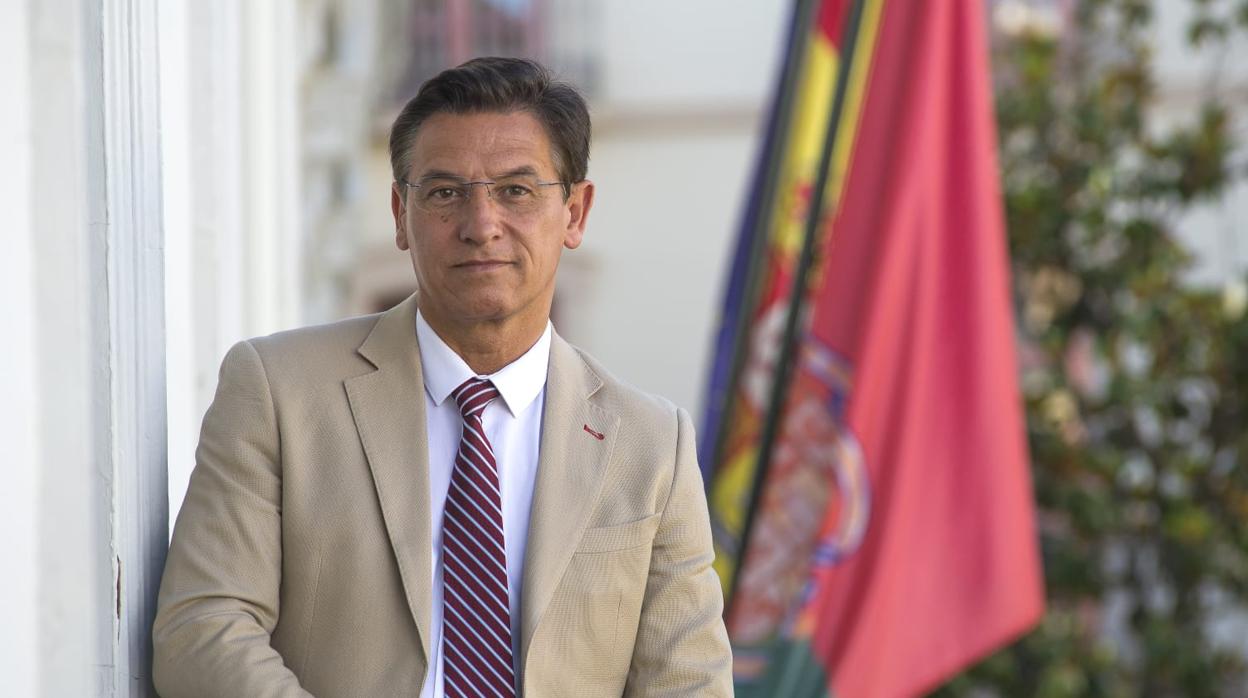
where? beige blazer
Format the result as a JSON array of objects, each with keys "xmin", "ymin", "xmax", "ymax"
[{"xmin": 152, "ymin": 294, "xmax": 732, "ymax": 697}]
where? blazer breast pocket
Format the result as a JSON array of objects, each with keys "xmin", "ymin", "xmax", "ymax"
[{"xmin": 574, "ymin": 513, "xmax": 662, "ymax": 554}]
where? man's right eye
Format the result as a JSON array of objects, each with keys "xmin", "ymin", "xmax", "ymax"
[{"xmin": 428, "ymin": 187, "xmax": 460, "ymax": 201}]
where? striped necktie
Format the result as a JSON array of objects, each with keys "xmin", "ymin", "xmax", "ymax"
[{"xmin": 442, "ymin": 378, "xmax": 517, "ymax": 697}]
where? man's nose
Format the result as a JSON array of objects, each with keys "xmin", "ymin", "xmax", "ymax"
[{"xmin": 458, "ymin": 184, "xmax": 504, "ymax": 243}]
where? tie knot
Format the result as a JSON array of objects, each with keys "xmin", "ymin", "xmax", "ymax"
[{"xmin": 452, "ymin": 377, "xmax": 500, "ymax": 419}]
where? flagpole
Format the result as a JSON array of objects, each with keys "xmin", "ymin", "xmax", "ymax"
[{"xmin": 727, "ymin": 0, "xmax": 872, "ymax": 608}]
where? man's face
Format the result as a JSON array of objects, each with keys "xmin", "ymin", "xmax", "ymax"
[{"xmin": 392, "ymin": 110, "xmax": 593, "ymax": 335}]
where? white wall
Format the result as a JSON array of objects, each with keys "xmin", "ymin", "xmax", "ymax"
[
  {"xmin": 598, "ymin": 1, "xmax": 789, "ymax": 110},
  {"xmin": 560, "ymin": 123, "xmax": 766, "ymax": 416},
  {"xmin": 0, "ymin": 1, "xmax": 39, "ymax": 693},
  {"xmin": 554, "ymin": 1, "xmax": 789, "ymax": 416}
]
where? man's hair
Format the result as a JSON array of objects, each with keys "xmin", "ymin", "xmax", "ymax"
[{"xmin": 389, "ymin": 57, "xmax": 591, "ymax": 191}]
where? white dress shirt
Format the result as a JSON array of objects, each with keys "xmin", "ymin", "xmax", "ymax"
[{"xmin": 416, "ymin": 309, "xmax": 550, "ymax": 698}]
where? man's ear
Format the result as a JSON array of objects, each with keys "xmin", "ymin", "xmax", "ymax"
[
  {"xmin": 563, "ymin": 180, "xmax": 595, "ymax": 250},
  {"xmin": 392, "ymin": 183, "xmax": 410, "ymax": 251}
]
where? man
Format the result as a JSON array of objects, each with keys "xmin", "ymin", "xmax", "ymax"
[{"xmin": 153, "ymin": 57, "xmax": 732, "ymax": 696}]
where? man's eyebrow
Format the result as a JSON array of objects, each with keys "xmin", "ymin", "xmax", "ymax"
[
  {"xmin": 412, "ymin": 166, "xmax": 543, "ymax": 182},
  {"xmin": 413, "ymin": 169, "xmax": 469, "ymax": 182},
  {"xmin": 492, "ymin": 166, "xmax": 540, "ymax": 178}
]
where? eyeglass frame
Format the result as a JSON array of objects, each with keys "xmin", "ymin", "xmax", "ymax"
[{"xmin": 395, "ymin": 175, "xmax": 575, "ymax": 215}]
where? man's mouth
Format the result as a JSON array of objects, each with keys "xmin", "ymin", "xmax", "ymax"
[{"xmin": 454, "ymin": 260, "xmax": 511, "ymax": 271}]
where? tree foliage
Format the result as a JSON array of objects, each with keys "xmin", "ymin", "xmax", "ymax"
[{"xmin": 937, "ymin": 1, "xmax": 1248, "ymax": 695}]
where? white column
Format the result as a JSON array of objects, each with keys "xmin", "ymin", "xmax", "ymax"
[
  {"xmin": 243, "ymin": 0, "xmax": 303, "ymax": 334},
  {"xmin": 100, "ymin": 0, "xmax": 169, "ymax": 693},
  {"xmin": 2, "ymin": 0, "xmax": 168, "ymax": 694},
  {"xmin": 167, "ymin": 0, "xmax": 251, "ymax": 523},
  {"xmin": 161, "ymin": 0, "xmax": 195, "ymax": 534},
  {"xmin": 166, "ymin": 0, "xmax": 305, "ymax": 525}
]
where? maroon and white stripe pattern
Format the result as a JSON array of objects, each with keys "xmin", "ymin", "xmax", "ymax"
[{"xmin": 443, "ymin": 378, "xmax": 516, "ymax": 697}]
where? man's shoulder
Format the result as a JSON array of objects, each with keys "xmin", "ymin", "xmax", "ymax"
[
  {"xmin": 250, "ymin": 311, "xmax": 381, "ymax": 351},
  {"xmin": 562, "ymin": 340, "xmax": 687, "ymax": 434},
  {"xmin": 235, "ymin": 311, "xmax": 384, "ymax": 383}
]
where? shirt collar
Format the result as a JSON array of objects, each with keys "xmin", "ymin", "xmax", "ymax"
[{"xmin": 415, "ymin": 309, "xmax": 551, "ymax": 417}]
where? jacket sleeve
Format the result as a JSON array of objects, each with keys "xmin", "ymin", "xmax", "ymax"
[
  {"xmin": 153, "ymin": 340, "xmax": 313, "ymax": 698},
  {"xmin": 624, "ymin": 407, "xmax": 733, "ymax": 696}
]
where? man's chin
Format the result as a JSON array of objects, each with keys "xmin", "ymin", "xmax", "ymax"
[
  {"xmin": 450, "ymin": 298, "xmax": 522, "ymax": 325},
  {"xmin": 421, "ymin": 289, "xmax": 547, "ymax": 331}
]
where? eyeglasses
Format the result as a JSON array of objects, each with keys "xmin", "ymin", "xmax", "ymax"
[{"xmin": 397, "ymin": 175, "xmax": 569, "ymax": 216}]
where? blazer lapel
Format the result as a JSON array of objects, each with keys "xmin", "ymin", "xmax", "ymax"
[
  {"xmin": 343, "ymin": 294, "xmax": 434, "ymax": 667},
  {"xmin": 520, "ymin": 333, "xmax": 619, "ymax": 668}
]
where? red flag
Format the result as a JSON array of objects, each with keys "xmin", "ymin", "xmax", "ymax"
[
  {"xmin": 797, "ymin": 0, "xmax": 1045, "ymax": 694},
  {"xmin": 721, "ymin": 0, "xmax": 1045, "ymax": 695}
]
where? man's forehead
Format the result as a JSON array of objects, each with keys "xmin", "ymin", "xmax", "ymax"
[{"xmin": 409, "ymin": 111, "xmax": 557, "ymax": 176}]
